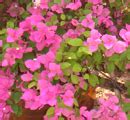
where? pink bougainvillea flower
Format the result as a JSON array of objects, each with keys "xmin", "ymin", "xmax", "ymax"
[
  {"xmin": 21, "ymin": 89, "xmax": 41, "ymax": 110},
  {"xmin": 0, "ymin": 40, "xmax": 2, "ymax": 47},
  {"xmin": 26, "ymin": 15, "xmax": 44, "ymax": 26},
  {"xmin": 40, "ymin": 86, "xmax": 57, "ymax": 106},
  {"xmin": 39, "ymin": 0, "xmax": 49, "ymax": 9},
  {"xmin": 28, "ymin": 7, "xmax": 42, "ymax": 15},
  {"xmin": 21, "ymin": 71, "xmax": 33, "ymax": 82},
  {"xmin": 66, "ymin": 0, "xmax": 81, "ymax": 10},
  {"xmin": 0, "ymin": 0, "xmax": 3, "ymax": 2},
  {"xmin": 71, "ymin": 19, "xmax": 79, "ymax": 26},
  {"xmin": 29, "ymin": 30, "xmax": 45, "ymax": 43},
  {"xmin": 81, "ymin": 14, "xmax": 95, "ymax": 29},
  {"xmin": 7, "ymin": 28, "xmax": 24, "ymax": 42},
  {"xmin": 109, "ymin": 25, "xmax": 118, "ymax": 34},
  {"xmin": 125, "ymin": 63, "xmax": 130, "ymax": 69},
  {"xmin": 98, "ymin": 16, "xmax": 113, "ymax": 28},
  {"xmin": 38, "ymin": 80, "xmax": 58, "ymax": 106},
  {"xmin": 105, "ymin": 48, "xmax": 114, "ymax": 57},
  {"xmin": 7, "ymin": 2, "xmax": 24, "ymax": 17},
  {"xmin": 61, "ymin": 90, "xmax": 74, "ymax": 107},
  {"xmin": 102, "ymin": 34, "xmax": 117, "ymax": 49},
  {"xmin": 51, "ymin": 4, "xmax": 63, "ymax": 14},
  {"xmin": 92, "ymin": 5, "xmax": 103, "ymax": 16},
  {"xmin": 88, "ymin": 0, "xmax": 102, "ymax": 4},
  {"xmin": 119, "ymin": 28, "xmax": 130, "ymax": 44},
  {"xmin": 0, "ymin": 102, "xmax": 12, "ymax": 120},
  {"xmin": 37, "ymin": 51, "xmax": 55, "ymax": 68},
  {"xmin": 48, "ymin": 63, "xmax": 62, "ymax": 79},
  {"xmin": 113, "ymin": 41, "xmax": 128, "ymax": 54},
  {"xmin": 85, "ymin": 38, "xmax": 101, "ymax": 52},
  {"xmin": 25, "ymin": 59, "xmax": 41, "ymax": 72},
  {"xmin": 2, "ymin": 47, "xmax": 25, "ymax": 66},
  {"xmin": 55, "ymin": 105, "xmax": 74, "ymax": 118},
  {"xmin": 90, "ymin": 29, "xmax": 101, "ymax": 39},
  {"xmin": 0, "ymin": 71, "xmax": 14, "ymax": 101}
]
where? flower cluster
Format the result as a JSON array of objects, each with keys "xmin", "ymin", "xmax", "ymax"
[{"xmin": 0, "ymin": 0, "xmax": 130, "ymax": 119}]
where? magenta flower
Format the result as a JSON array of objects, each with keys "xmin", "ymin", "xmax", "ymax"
[
  {"xmin": 7, "ymin": 2, "xmax": 24, "ymax": 17},
  {"xmin": 51, "ymin": 4, "xmax": 63, "ymax": 14},
  {"xmin": 88, "ymin": 0, "xmax": 102, "ymax": 4},
  {"xmin": 105, "ymin": 49, "xmax": 114, "ymax": 57},
  {"xmin": 39, "ymin": 0, "xmax": 49, "ymax": 9},
  {"xmin": 66, "ymin": 0, "xmax": 81, "ymax": 10},
  {"xmin": 7, "ymin": 28, "xmax": 23, "ymax": 43},
  {"xmin": 37, "ymin": 51, "xmax": 55, "ymax": 68},
  {"xmin": 61, "ymin": 90, "xmax": 74, "ymax": 107},
  {"xmin": 81, "ymin": 14, "xmax": 95, "ymax": 29},
  {"xmin": 21, "ymin": 71, "xmax": 33, "ymax": 82},
  {"xmin": 90, "ymin": 29, "xmax": 101, "ymax": 39},
  {"xmin": 113, "ymin": 41, "xmax": 128, "ymax": 54},
  {"xmin": 102, "ymin": 34, "xmax": 117, "ymax": 49},
  {"xmin": 48, "ymin": 63, "xmax": 62, "ymax": 79},
  {"xmin": 21, "ymin": 89, "xmax": 41, "ymax": 110},
  {"xmin": 2, "ymin": 47, "xmax": 24, "ymax": 66},
  {"xmin": 0, "ymin": 40, "xmax": 2, "ymax": 47},
  {"xmin": 120, "ymin": 28, "xmax": 130, "ymax": 44},
  {"xmin": 25, "ymin": 59, "xmax": 41, "ymax": 72},
  {"xmin": 0, "ymin": 101, "xmax": 12, "ymax": 120},
  {"xmin": 71, "ymin": 19, "xmax": 79, "ymax": 26},
  {"xmin": 85, "ymin": 38, "xmax": 101, "ymax": 52},
  {"xmin": 38, "ymin": 80, "xmax": 57, "ymax": 106}
]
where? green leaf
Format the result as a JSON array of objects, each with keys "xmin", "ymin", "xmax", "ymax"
[
  {"xmin": 3, "ymin": 43, "xmax": 10, "ymax": 51},
  {"xmin": 28, "ymin": 81, "xmax": 37, "ymax": 88},
  {"xmin": 60, "ymin": 14, "xmax": 66, "ymax": 20},
  {"xmin": 71, "ymin": 75, "xmax": 79, "ymax": 84},
  {"xmin": 88, "ymin": 74, "xmax": 99, "ymax": 87},
  {"xmin": 77, "ymin": 46, "xmax": 92, "ymax": 56},
  {"xmin": 83, "ymin": 9, "xmax": 91, "ymax": 15},
  {"xmin": 7, "ymin": 21, "xmax": 15, "ymax": 28},
  {"xmin": 93, "ymin": 52, "xmax": 102, "ymax": 64},
  {"xmin": 83, "ymin": 74, "xmax": 89, "ymax": 79},
  {"xmin": 59, "ymin": 116, "xmax": 65, "ymax": 120},
  {"xmin": 83, "ymin": 30, "xmax": 90, "ymax": 37},
  {"xmin": 74, "ymin": 98, "xmax": 79, "ymax": 107},
  {"xmin": 127, "ymin": 114, "xmax": 130, "ymax": 120},
  {"xmin": 61, "ymin": 62, "xmax": 71, "ymax": 69},
  {"xmin": 123, "ymin": 103, "xmax": 130, "ymax": 112},
  {"xmin": 54, "ymin": 0, "xmax": 61, "ymax": 4},
  {"xmin": 65, "ymin": 52, "xmax": 77, "ymax": 60},
  {"xmin": 83, "ymin": 83, "xmax": 88, "ymax": 90},
  {"xmin": 46, "ymin": 107, "xmax": 55, "ymax": 117},
  {"xmin": 11, "ymin": 104, "xmax": 22, "ymax": 116},
  {"xmin": 60, "ymin": 21, "xmax": 66, "ymax": 26},
  {"xmin": 0, "ymin": 29, "xmax": 6, "ymax": 35},
  {"xmin": 72, "ymin": 63, "xmax": 82, "ymax": 72},
  {"xmin": 23, "ymin": 52, "xmax": 35, "ymax": 60},
  {"xmin": 126, "ymin": 49, "xmax": 130, "ymax": 60},
  {"xmin": 56, "ymin": 52, "xmax": 62, "ymax": 62},
  {"xmin": 12, "ymin": 92, "xmax": 22, "ymax": 103},
  {"xmin": 107, "ymin": 62, "xmax": 115, "ymax": 73},
  {"xmin": 66, "ymin": 38, "xmax": 83, "ymax": 46}
]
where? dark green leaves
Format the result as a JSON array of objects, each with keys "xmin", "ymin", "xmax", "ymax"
[
  {"xmin": 11, "ymin": 104, "xmax": 22, "ymax": 116},
  {"xmin": 11, "ymin": 92, "xmax": 22, "ymax": 103},
  {"xmin": 71, "ymin": 75, "xmax": 79, "ymax": 84},
  {"xmin": 72, "ymin": 63, "xmax": 82, "ymax": 72},
  {"xmin": 88, "ymin": 74, "xmax": 99, "ymax": 87}
]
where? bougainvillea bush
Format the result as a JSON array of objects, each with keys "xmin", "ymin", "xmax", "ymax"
[{"xmin": 0, "ymin": 0, "xmax": 130, "ymax": 119}]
